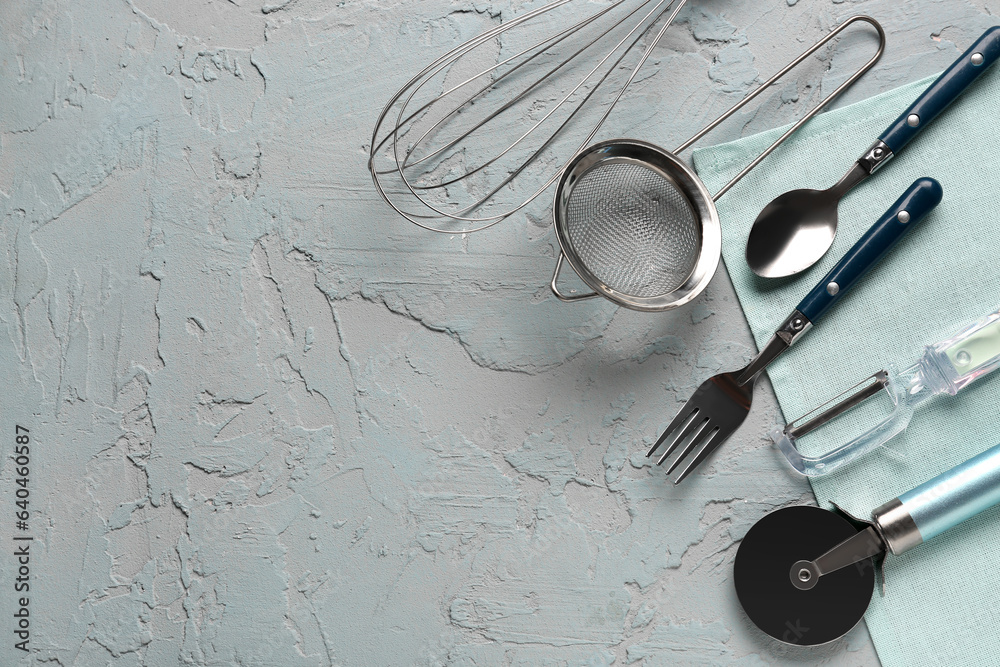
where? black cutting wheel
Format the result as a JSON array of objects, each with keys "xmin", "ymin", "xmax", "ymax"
[{"xmin": 734, "ymin": 505, "xmax": 875, "ymax": 646}]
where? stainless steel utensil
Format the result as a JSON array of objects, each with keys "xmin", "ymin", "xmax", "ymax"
[
  {"xmin": 647, "ymin": 178, "xmax": 942, "ymax": 483},
  {"xmin": 549, "ymin": 17, "xmax": 885, "ymax": 311},
  {"xmin": 746, "ymin": 26, "xmax": 1000, "ymax": 278},
  {"xmin": 370, "ymin": 0, "xmax": 691, "ymax": 233}
]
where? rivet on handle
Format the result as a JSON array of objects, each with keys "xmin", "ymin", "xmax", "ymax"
[
  {"xmin": 898, "ymin": 210, "xmax": 911, "ymax": 223},
  {"xmin": 907, "ymin": 114, "xmax": 920, "ymax": 127},
  {"xmin": 972, "ymin": 52, "xmax": 985, "ymax": 66}
]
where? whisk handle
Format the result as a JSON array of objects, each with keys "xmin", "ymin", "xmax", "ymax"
[{"xmin": 796, "ymin": 177, "xmax": 942, "ymax": 323}]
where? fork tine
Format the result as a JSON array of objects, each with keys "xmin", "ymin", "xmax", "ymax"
[
  {"xmin": 646, "ymin": 405, "xmax": 698, "ymax": 458},
  {"xmin": 664, "ymin": 419, "xmax": 713, "ymax": 474},
  {"xmin": 671, "ymin": 426, "xmax": 728, "ymax": 484},
  {"xmin": 655, "ymin": 414, "xmax": 709, "ymax": 466}
]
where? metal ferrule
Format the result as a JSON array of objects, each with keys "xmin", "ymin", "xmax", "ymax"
[
  {"xmin": 776, "ymin": 310, "xmax": 813, "ymax": 346},
  {"xmin": 871, "ymin": 497, "xmax": 923, "ymax": 555},
  {"xmin": 857, "ymin": 139, "xmax": 894, "ymax": 174},
  {"xmin": 734, "ymin": 310, "xmax": 812, "ymax": 385},
  {"xmin": 736, "ymin": 334, "xmax": 782, "ymax": 386}
]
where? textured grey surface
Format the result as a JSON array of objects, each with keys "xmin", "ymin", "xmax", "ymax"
[{"xmin": 1, "ymin": 0, "xmax": 997, "ymax": 664}]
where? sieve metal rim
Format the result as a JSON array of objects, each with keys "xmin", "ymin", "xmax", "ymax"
[{"xmin": 553, "ymin": 139, "xmax": 721, "ymax": 312}]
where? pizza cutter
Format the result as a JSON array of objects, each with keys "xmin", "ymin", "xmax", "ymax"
[{"xmin": 735, "ymin": 441, "xmax": 1000, "ymax": 645}]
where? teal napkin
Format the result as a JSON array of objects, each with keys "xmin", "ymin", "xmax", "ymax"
[{"xmin": 692, "ymin": 73, "xmax": 1000, "ymax": 665}]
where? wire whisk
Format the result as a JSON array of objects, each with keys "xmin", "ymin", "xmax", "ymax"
[{"xmin": 369, "ymin": 0, "xmax": 692, "ymax": 233}]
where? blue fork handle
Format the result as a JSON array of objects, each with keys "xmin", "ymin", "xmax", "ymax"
[
  {"xmin": 796, "ymin": 177, "xmax": 943, "ymax": 323},
  {"xmin": 881, "ymin": 26, "xmax": 1000, "ymax": 153}
]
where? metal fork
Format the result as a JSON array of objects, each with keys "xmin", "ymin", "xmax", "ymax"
[{"xmin": 647, "ymin": 177, "xmax": 942, "ymax": 483}]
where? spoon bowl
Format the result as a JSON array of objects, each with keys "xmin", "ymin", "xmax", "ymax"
[{"xmin": 745, "ymin": 187, "xmax": 840, "ymax": 278}]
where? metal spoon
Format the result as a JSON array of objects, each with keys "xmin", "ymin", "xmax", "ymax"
[{"xmin": 746, "ymin": 26, "xmax": 1000, "ymax": 278}]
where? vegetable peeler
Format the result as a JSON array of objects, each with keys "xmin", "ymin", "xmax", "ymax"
[
  {"xmin": 735, "ymin": 441, "xmax": 1000, "ymax": 645},
  {"xmin": 774, "ymin": 305, "xmax": 1000, "ymax": 476}
]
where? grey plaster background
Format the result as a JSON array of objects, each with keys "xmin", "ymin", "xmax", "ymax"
[{"xmin": 1, "ymin": 0, "xmax": 997, "ymax": 665}]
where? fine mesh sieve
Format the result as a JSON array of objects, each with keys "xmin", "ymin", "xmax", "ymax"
[
  {"xmin": 552, "ymin": 140, "xmax": 718, "ymax": 311},
  {"xmin": 550, "ymin": 16, "xmax": 885, "ymax": 312},
  {"xmin": 565, "ymin": 159, "xmax": 700, "ymax": 298}
]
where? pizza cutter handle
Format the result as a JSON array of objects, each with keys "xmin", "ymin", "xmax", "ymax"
[{"xmin": 873, "ymin": 442, "xmax": 1000, "ymax": 554}]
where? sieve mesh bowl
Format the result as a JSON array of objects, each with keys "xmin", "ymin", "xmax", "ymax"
[
  {"xmin": 564, "ymin": 161, "xmax": 700, "ymax": 297},
  {"xmin": 552, "ymin": 139, "xmax": 721, "ymax": 312}
]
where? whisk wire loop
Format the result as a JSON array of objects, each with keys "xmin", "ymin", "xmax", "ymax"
[{"xmin": 371, "ymin": 0, "xmax": 689, "ymax": 232}]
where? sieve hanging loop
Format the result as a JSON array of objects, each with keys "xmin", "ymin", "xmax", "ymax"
[
  {"xmin": 550, "ymin": 253, "xmax": 599, "ymax": 301},
  {"xmin": 551, "ymin": 15, "xmax": 886, "ymax": 311}
]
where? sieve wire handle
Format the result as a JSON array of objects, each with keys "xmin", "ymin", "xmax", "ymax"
[
  {"xmin": 669, "ymin": 16, "xmax": 886, "ymax": 202},
  {"xmin": 550, "ymin": 252, "xmax": 599, "ymax": 302}
]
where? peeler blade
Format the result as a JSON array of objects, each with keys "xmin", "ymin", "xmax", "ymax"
[
  {"xmin": 786, "ymin": 370, "xmax": 890, "ymax": 441},
  {"xmin": 774, "ymin": 369, "xmax": 905, "ymax": 476}
]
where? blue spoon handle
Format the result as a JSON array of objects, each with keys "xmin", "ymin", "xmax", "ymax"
[
  {"xmin": 880, "ymin": 26, "xmax": 1000, "ymax": 153},
  {"xmin": 796, "ymin": 177, "xmax": 943, "ymax": 323}
]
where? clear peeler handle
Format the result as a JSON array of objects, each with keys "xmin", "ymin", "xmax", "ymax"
[{"xmin": 922, "ymin": 306, "xmax": 1000, "ymax": 395}]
